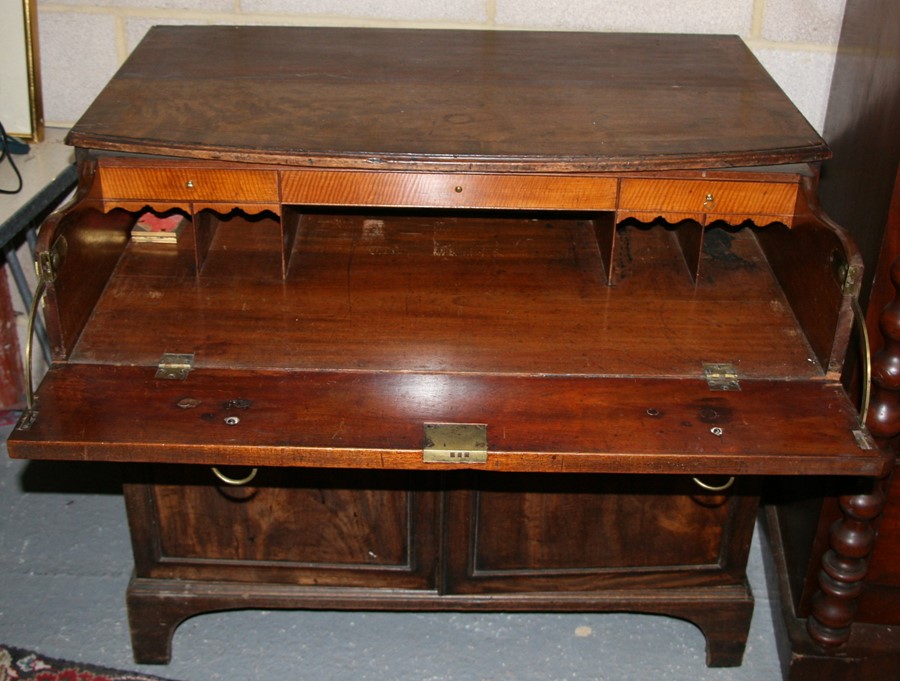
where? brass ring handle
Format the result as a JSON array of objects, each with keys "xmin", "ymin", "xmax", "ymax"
[
  {"xmin": 211, "ymin": 466, "xmax": 258, "ymax": 486},
  {"xmin": 692, "ymin": 476, "xmax": 735, "ymax": 492},
  {"xmin": 851, "ymin": 297, "xmax": 871, "ymax": 426},
  {"xmin": 24, "ymin": 278, "xmax": 47, "ymax": 412}
]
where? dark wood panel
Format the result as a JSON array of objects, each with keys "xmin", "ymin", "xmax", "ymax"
[
  {"xmin": 38, "ymin": 206, "xmax": 131, "ymax": 358},
  {"xmin": 754, "ymin": 178, "xmax": 858, "ymax": 374},
  {"xmin": 153, "ymin": 468, "xmax": 412, "ymax": 565},
  {"xmin": 820, "ymin": 4, "xmax": 900, "ymax": 319},
  {"xmin": 67, "ymin": 27, "xmax": 828, "ymax": 172},
  {"xmin": 124, "ymin": 466, "xmax": 440, "ymax": 588},
  {"xmin": 444, "ymin": 474, "xmax": 758, "ymax": 594},
  {"xmin": 865, "ymin": 168, "xmax": 900, "ymax": 354}
]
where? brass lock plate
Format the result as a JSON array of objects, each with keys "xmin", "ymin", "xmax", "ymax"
[{"xmin": 423, "ymin": 423, "xmax": 488, "ymax": 463}]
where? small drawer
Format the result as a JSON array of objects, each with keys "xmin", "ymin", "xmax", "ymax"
[
  {"xmin": 281, "ymin": 170, "xmax": 618, "ymax": 210},
  {"xmin": 619, "ymin": 179, "xmax": 798, "ymax": 216},
  {"xmin": 99, "ymin": 166, "xmax": 279, "ymax": 203}
]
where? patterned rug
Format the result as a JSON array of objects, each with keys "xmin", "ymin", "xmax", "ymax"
[{"xmin": 0, "ymin": 645, "xmax": 179, "ymax": 681}]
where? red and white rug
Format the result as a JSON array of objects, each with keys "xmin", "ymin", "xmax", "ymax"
[{"xmin": 0, "ymin": 645, "xmax": 179, "ymax": 681}]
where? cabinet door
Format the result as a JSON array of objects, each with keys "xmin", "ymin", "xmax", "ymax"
[
  {"xmin": 124, "ymin": 465, "xmax": 440, "ymax": 590},
  {"xmin": 444, "ymin": 472, "xmax": 758, "ymax": 594}
]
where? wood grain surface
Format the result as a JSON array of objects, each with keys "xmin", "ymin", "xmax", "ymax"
[
  {"xmin": 67, "ymin": 27, "xmax": 829, "ymax": 172},
  {"xmin": 10, "ymin": 363, "xmax": 883, "ymax": 476}
]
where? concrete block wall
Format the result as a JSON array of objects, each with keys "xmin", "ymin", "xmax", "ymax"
[{"xmin": 35, "ymin": 0, "xmax": 846, "ymax": 132}]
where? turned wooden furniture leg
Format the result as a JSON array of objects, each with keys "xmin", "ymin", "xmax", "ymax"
[
  {"xmin": 807, "ymin": 256, "xmax": 900, "ymax": 648},
  {"xmin": 807, "ymin": 482, "xmax": 884, "ymax": 646}
]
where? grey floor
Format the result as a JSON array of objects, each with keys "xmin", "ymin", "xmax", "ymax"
[{"xmin": 0, "ymin": 422, "xmax": 785, "ymax": 681}]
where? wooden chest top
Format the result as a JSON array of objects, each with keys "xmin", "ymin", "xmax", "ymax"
[{"xmin": 67, "ymin": 26, "xmax": 828, "ymax": 172}]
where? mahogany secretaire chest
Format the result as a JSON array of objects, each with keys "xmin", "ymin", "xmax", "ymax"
[{"xmin": 7, "ymin": 26, "xmax": 887, "ymax": 667}]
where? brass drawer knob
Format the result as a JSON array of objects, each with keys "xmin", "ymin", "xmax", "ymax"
[
  {"xmin": 185, "ymin": 180, "xmax": 195, "ymax": 189},
  {"xmin": 703, "ymin": 192, "xmax": 716, "ymax": 210}
]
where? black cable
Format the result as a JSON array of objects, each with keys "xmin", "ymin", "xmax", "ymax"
[{"xmin": 0, "ymin": 119, "xmax": 24, "ymax": 195}]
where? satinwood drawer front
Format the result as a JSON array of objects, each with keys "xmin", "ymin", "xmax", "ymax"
[
  {"xmin": 98, "ymin": 167, "xmax": 279, "ymax": 203},
  {"xmin": 281, "ymin": 170, "xmax": 618, "ymax": 210},
  {"xmin": 619, "ymin": 179, "xmax": 798, "ymax": 216}
]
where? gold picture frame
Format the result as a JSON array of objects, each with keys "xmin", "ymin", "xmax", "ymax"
[{"xmin": 0, "ymin": 0, "xmax": 44, "ymax": 141}]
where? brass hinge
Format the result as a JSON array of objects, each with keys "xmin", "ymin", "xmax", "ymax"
[
  {"xmin": 832, "ymin": 251, "xmax": 862, "ymax": 296},
  {"xmin": 16, "ymin": 407, "xmax": 39, "ymax": 431},
  {"xmin": 841, "ymin": 264, "xmax": 862, "ymax": 295},
  {"xmin": 852, "ymin": 428, "xmax": 875, "ymax": 450},
  {"xmin": 703, "ymin": 363, "xmax": 740, "ymax": 391},
  {"xmin": 155, "ymin": 353, "xmax": 194, "ymax": 380},
  {"xmin": 423, "ymin": 423, "xmax": 488, "ymax": 463},
  {"xmin": 35, "ymin": 236, "xmax": 67, "ymax": 284}
]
